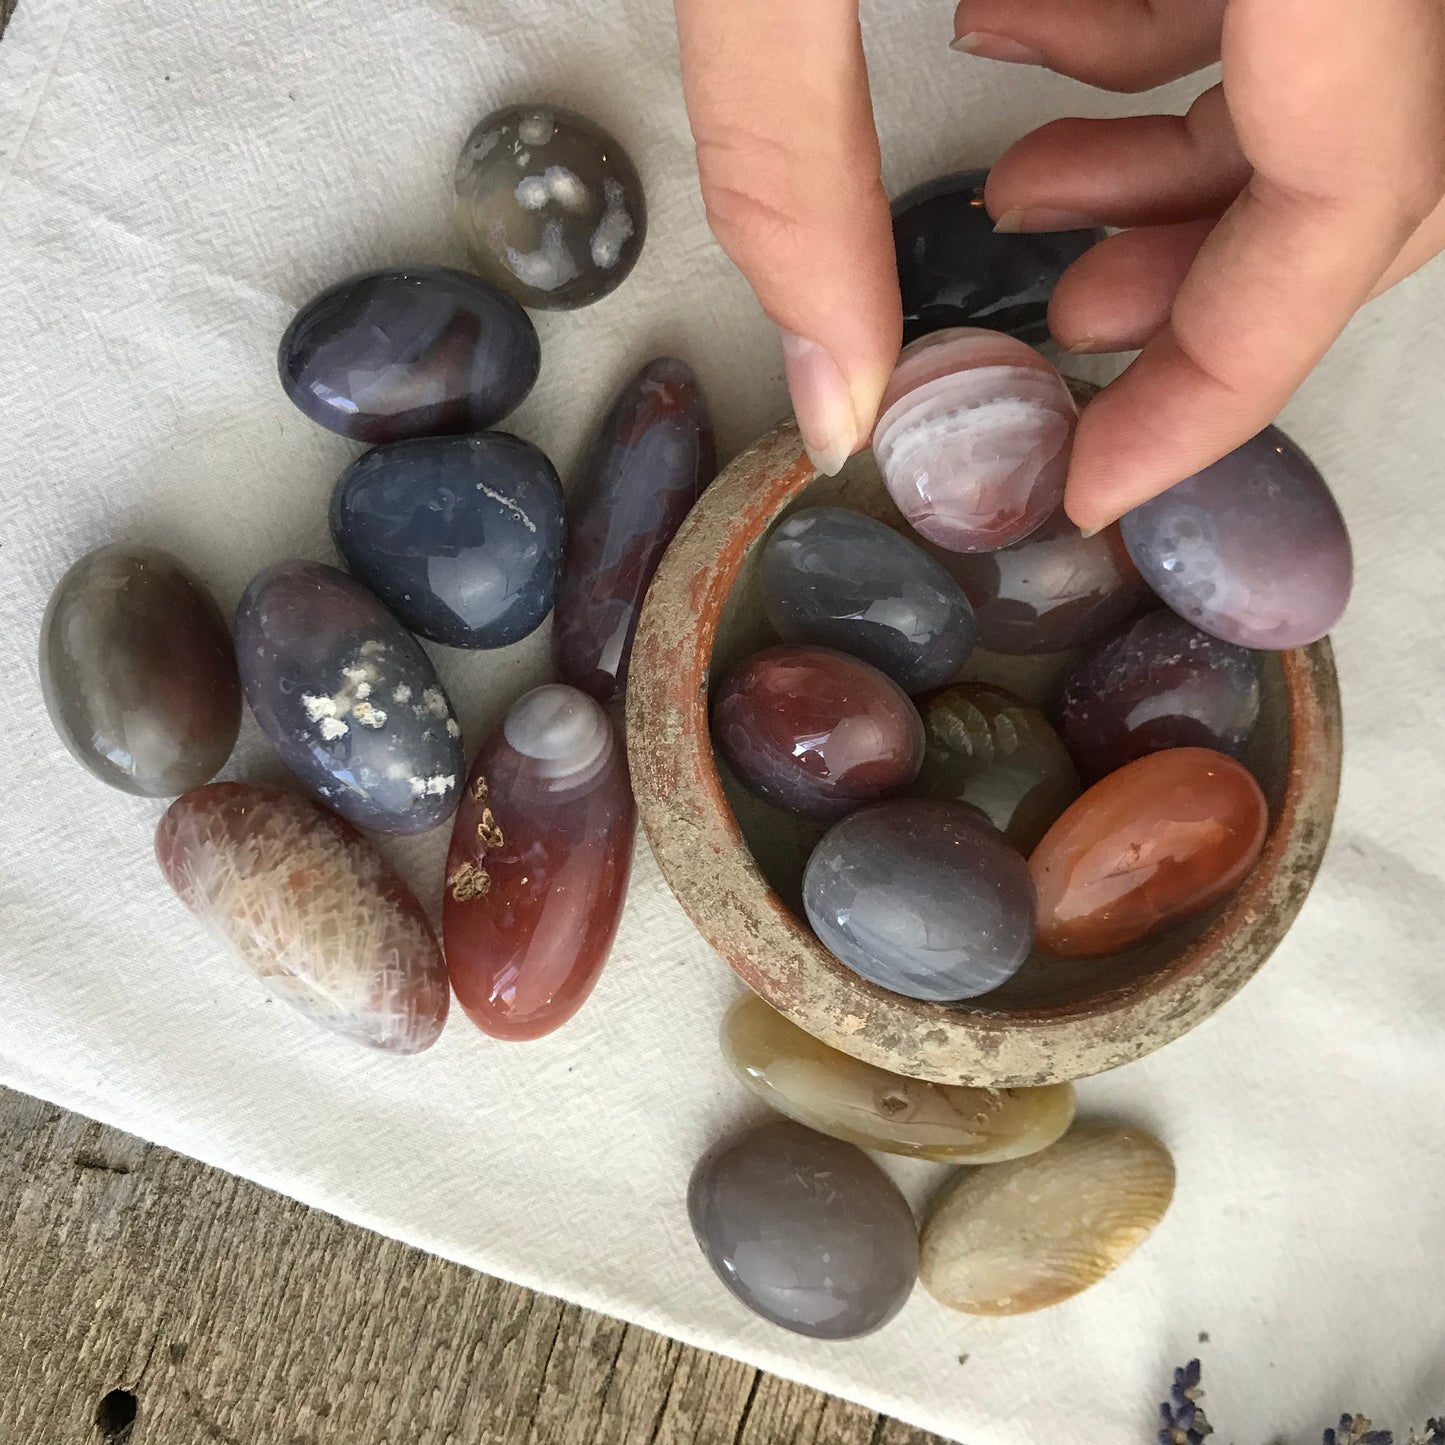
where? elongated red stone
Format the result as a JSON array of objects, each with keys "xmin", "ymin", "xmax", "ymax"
[{"xmin": 443, "ymin": 684, "xmax": 635, "ymax": 1040}]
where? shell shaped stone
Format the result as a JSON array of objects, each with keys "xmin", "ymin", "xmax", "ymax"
[
  {"xmin": 1120, "ymin": 425, "xmax": 1352, "ymax": 650},
  {"xmin": 688, "ymin": 1119, "xmax": 917, "ymax": 1339},
  {"xmin": 803, "ymin": 798, "xmax": 1037, "ymax": 1001},
  {"xmin": 156, "ymin": 782, "xmax": 450, "ymax": 1052},
  {"xmin": 759, "ymin": 506, "xmax": 976, "ymax": 693},
  {"xmin": 330, "ymin": 433, "xmax": 565, "ymax": 649},
  {"xmin": 40, "ymin": 545, "xmax": 240, "ymax": 797},
  {"xmin": 918, "ymin": 1121, "xmax": 1175, "ymax": 1315},
  {"xmin": 234, "ymin": 560, "xmax": 464, "ymax": 835},
  {"xmin": 721, "ymin": 994, "xmax": 1075, "ymax": 1163},
  {"xmin": 872, "ymin": 329, "xmax": 1076, "ymax": 553},
  {"xmin": 278, "ymin": 267, "xmax": 540, "ymax": 443}
]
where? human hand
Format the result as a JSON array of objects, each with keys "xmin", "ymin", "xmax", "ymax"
[{"xmin": 674, "ymin": 0, "xmax": 1445, "ymax": 531}]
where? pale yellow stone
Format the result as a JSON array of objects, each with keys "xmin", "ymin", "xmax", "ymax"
[
  {"xmin": 721, "ymin": 994, "xmax": 1075, "ymax": 1163},
  {"xmin": 918, "ymin": 1121, "xmax": 1175, "ymax": 1315}
]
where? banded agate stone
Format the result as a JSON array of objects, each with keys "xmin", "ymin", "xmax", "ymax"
[
  {"xmin": 688, "ymin": 1119, "xmax": 917, "ymax": 1339},
  {"xmin": 1057, "ymin": 611, "xmax": 1261, "ymax": 782},
  {"xmin": 156, "ymin": 783, "xmax": 449, "ymax": 1052},
  {"xmin": 553, "ymin": 357, "xmax": 716, "ymax": 703},
  {"xmin": 721, "ymin": 994, "xmax": 1075, "ymax": 1163},
  {"xmin": 444, "ymin": 685, "xmax": 634, "ymax": 1040},
  {"xmin": 758, "ymin": 506, "xmax": 976, "ymax": 693},
  {"xmin": 40, "ymin": 545, "xmax": 240, "ymax": 796},
  {"xmin": 1121, "ymin": 425, "xmax": 1352, "ymax": 649},
  {"xmin": 803, "ymin": 799, "xmax": 1036, "ymax": 1001},
  {"xmin": 872, "ymin": 329, "xmax": 1076, "ymax": 553},
  {"xmin": 711, "ymin": 646, "xmax": 925, "ymax": 821},
  {"xmin": 235, "ymin": 561, "xmax": 463, "ymax": 835},
  {"xmin": 1030, "ymin": 748, "xmax": 1268, "ymax": 956},
  {"xmin": 279, "ymin": 267, "xmax": 539, "ymax": 443}
]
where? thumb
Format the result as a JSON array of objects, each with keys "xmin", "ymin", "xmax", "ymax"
[{"xmin": 675, "ymin": 0, "xmax": 901, "ymax": 473}]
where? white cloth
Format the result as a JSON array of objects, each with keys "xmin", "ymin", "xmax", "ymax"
[{"xmin": 2, "ymin": 2, "xmax": 1443, "ymax": 1441}]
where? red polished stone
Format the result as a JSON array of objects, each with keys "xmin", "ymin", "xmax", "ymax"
[
  {"xmin": 1029, "ymin": 747, "xmax": 1268, "ymax": 957},
  {"xmin": 443, "ymin": 684, "xmax": 635, "ymax": 1040}
]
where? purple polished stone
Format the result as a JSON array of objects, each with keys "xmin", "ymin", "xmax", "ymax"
[
  {"xmin": 1056, "ymin": 610, "xmax": 1262, "ymax": 782},
  {"xmin": 1120, "ymin": 426, "xmax": 1352, "ymax": 650},
  {"xmin": 688, "ymin": 1118, "xmax": 917, "ymax": 1339},
  {"xmin": 712, "ymin": 646, "xmax": 925, "ymax": 821},
  {"xmin": 552, "ymin": 358, "xmax": 716, "ymax": 704}
]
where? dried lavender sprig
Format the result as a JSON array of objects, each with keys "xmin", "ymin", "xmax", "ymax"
[
  {"xmin": 1322, "ymin": 1413, "xmax": 1392, "ymax": 1445},
  {"xmin": 1159, "ymin": 1360, "xmax": 1213, "ymax": 1445}
]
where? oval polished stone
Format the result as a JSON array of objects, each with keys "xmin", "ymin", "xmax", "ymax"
[
  {"xmin": 803, "ymin": 799, "xmax": 1037, "ymax": 1001},
  {"xmin": 893, "ymin": 169, "xmax": 1103, "ymax": 345},
  {"xmin": 1030, "ymin": 747, "xmax": 1268, "ymax": 957},
  {"xmin": 40, "ymin": 545, "xmax": 240, "ymax": 797},
  {"xmin": 759, "ymin": 506, "xmax": 976, "ymax": 693},
  {"xmin": 1057, "ymin": 611, "xmax": 1262, "ymax": 782},
  {"xmin": 444, "ymin": 685, "xmax": 635, "ymax": 1040},
  {"xmin": 688, "ymin": 1118, "xmax": 917, "ymax": 1339},
  {"xmin": 919, "ymin": 1122, "xmax": 1175, "ymax": 1315},
  {"xmin": 553, "ymin": 358, "xmax": 716, "ymax": 703},
  {"xmin": 235, "ymin": 561, "xmax": 464, "ymax": 834},
  {"xmin": 722, "ymin": 994, "xmax": 1075, "ymax": 1163},
  {"xmin": 278, "ymin": 267, "xmax": 540, "ymax": 443},
  {"xmin": 712, "ymin": 646, "xmax": 925, "ymax": 821},
  {"xmin": 913, "ymin": 682, "xmax": 1080, "ymax": 854},
  {"xmin": 872, "ymin": 328, "xmax": 1076, "ymax": 553},
  {"xmin": 156, "ymin": 782, "xmax": 449, "ymax": 1052},
  {"xmin": 1120, "ymin": 425, "xmax": 1353, "ymax": 649},
  {"xmin": 942, "ymin": 510, "xmax": 1150, "ymax": 654},
  {"xmin": 454, "ymin": 104, "xmax": 646, "ymax": 310},
  {"xmin": 330, "ymin": 433, "xmax": 565, "ymax": 650}
]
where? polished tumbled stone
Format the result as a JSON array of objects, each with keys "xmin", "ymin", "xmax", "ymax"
[{"xmin": 331, "ymin": 433, "xmax": 565, "ymax": 650}]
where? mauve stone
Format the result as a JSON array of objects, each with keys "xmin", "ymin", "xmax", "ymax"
[
  {"xmin": 803, "ymin": 799, "xmax": 1037, "ymax": 1002},
  {"xmin": 712, "ymin": 646, "xmax": 925, "ymax": 821},
  {"xmin": 235, "ymin": 561, "xmax": 464, "ymax": 834},
  {"xmin": 444, "ymin": 685, "xmax": 634, "ymax": 1040},
  {"xmin": 330, "ymin": 433, "xmax": 565, "ymax": 650},
  {"xmin": 872, "ymin": 328, "xmax": 1076, "ymax": 553},
  {"xmin": 553, "ymin": 357, "xmax": 716, "ymax": 703},
  {"xmin": 1120, "ymin": 425, "xmax": 1353, "ymax": 650},
  {"xmin": 688, "ymin": 1118, "xmax": 917, "ymax": 1339},
  {"xmin": 1057, "ymin": 611, "xmax": 1261, "ymax": 782},
  {"xmin": 278, "ymin": 267, "xmax": 539, "ymax": 443},
  {"xmin": 40, "ymin": 545, "xmax": 240, "ymax": 796},
  {"xmin": 759, "ymin": 506, "xmax": 976, "ymax": 693}
]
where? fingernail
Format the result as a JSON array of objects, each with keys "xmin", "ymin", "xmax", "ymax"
[
  {"xmin": 1077, "ymin": 523, "xmax": 1105, "ymax": 539},
  {"xmin": 950, "ymin": 31, "xmax": 1047, "ymax": 66},
  {"xmin": 1060, "ymin": 336, "xmax": 1122, "ymax": 355},
  {"xmin": 994, "ymin": 208, "xmax": 1101, "ymax": 234},
  {"xmin": 779, "ymin": 331, "xmax": 859, "ymax": 476}
]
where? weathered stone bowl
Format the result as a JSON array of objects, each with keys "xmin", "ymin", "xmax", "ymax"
[{"xmin": 626, "ymin": 415, "xmax": 1342, "ymax": 1087}]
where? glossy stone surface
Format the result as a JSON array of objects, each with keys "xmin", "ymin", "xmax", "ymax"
[
  {"xmin": 712, "ymin": 646, "xmax": 925, "ymax": 821},
  {"xmin": 455, "ymin": 104, "xmax": 646, "ymax": 310},
  {"xmin": 40, "ymin": 545, "xmax": 240, "ymax": 797},
  {"xmin": 1031, "ymin": 747, "xmax": 1268, "ymax": 956},
  {"xmin": 803, "ymin": 799, "xmax": 1037, "ymax": 1001},
  {"xmin": 758, "ymin": 506, "xmax": 976, "ymax": 693},
  {"xmin": 278, "ymin": 267, "xmax": 539, "ymax": 444},
  {"xmin": 553, "ymin": 358, "xmax": 716, "ymax": 703},
  {"xmin": 942, "ymin": 511, "xmax": 1149, "ymax": 654},
  {"xmin": 1120, "ymin": 425, "xmax": 1353, "ymax": 649},
  {"xmin": 330, "ymin": 433, "xmax": 565, "ymax": 650},
  {"xmin": 893, "ymin": 170, "xmax": 1103, "ymax": 345},
  {"xmin": 156, "ymin": 783, "xmax": 449, "ymax": 1052},
  {"xmin": 1057, "ymin": 611, "xmax": 1262, "ymax": 782},
  {"xmin": 444, "ymin": 685, "xmax": 634, "ymax": 1040},
  {"xmin": 919, "ymin": 1122, "xmax": 1174, "ymax": 1315},
  {"xmin": 688, "ymin": 1119, "xmax": 917, "ymax": 1339},
  {"xmin": 872, "ymin": 329, "xmax": 1076, "ymax": 553},
  {"xmin": 235, "ymin": 561, "xmax": 463, "ymax": 834},
  {"xmin": 913, "ymin": 682, "xmax": 1080, "ymax": 853},
  {"xmin": 722, "ymin": 994, "xmax": 1075, "ymax": 1162}
]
